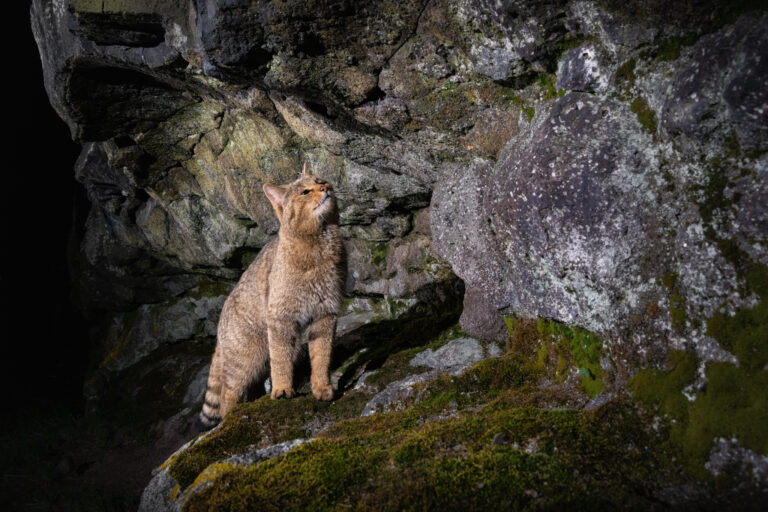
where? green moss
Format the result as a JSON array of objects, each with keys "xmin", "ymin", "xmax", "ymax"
[
  {"xmin": 630, "ymin": 320, "xmax": 768, "ymax": 479},
  {"xmin": 706, "ymin": 264, "xmax": 768, "ymax": 371},
  {"xmin": 724, "ymin": 133, "xmax": 741, "ymax": 159},
  {"xmin": 662, "ymin": 272, "xmax": 687, "ymax": 332},
  {"xmin": 505, "ymin": 316, "xmax": 605, "ymax": 397},
  {"xmin": 615, "ymin": 58, "xmax": 636, "ymax": 89},
  {"xmin": 697, "ymin": 157, "xmax": 731, "ymax": 225},
  {"xmin": 628, "ymin": 350, "xmax": 697, "ymax": 421},
  {"xmin": 536, "ymin": 73, "xmax": 564, "ymax": 101},
  {"xmin": 746, "ymin": 264, "xmax": 768, "ymax": 298},
  {"xmin": 500, "ymin": 87, "xmax": 534, "ymax": 122},
  {"xmin": 655, "ymin": 37, "xmax": 683, "ymax": 61},
  {"xmin": 371, "ymin": 242, "xmax": 389, "ymax": 266},
  {"xmin": 168, "ymin": 390, "xmax": 369, "ymax": 489},
  {"xmin": 630, "ymin": 96, "xmax": 657, "ymax": 135},
  {"xmin": 170, "ymin": 321, "xmax": 468, "ymax": 490},
  {"xmin": 685, "ymin": 362, "xmax": 768, "ymax": 462},
  {"xmin": 183, "ymin": 399, "xmax": 677, "ymax": 511},
  {"xmin": 536, "ymin": 319, "xmax": 605, "ymax": 397}
]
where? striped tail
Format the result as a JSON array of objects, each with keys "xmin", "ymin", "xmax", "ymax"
[{"xmin": 199, "ymin": 350, "xmax": 223, "ymax": 429}]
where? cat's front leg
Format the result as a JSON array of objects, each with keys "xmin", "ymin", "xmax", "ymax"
[
  {"xmin": 307, "ymin": 315, "xmax": 336, "ymax": 401},
  {"xmin": 267, "ymin": 319, "xmax": 298, "ymax": 399}
]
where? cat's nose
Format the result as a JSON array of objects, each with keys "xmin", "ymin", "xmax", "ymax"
[{"xmin": 319, "ymin": 184, "xmax": 332, "ymax": 192}]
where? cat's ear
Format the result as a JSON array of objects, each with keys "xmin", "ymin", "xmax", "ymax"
[
  {"xmin": 301, "ymin": 162, "xmax": 312, "ymax": 178},
  {"xmin": 263, "ymin": 184, "xmax": 288, "ymax": 219}
]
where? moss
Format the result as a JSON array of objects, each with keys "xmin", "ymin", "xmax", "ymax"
[
  {"xmin": 371, "ymin": 242, "xmax": 389, "ymax": 266},
  {"xmin": 655, "ymin": 37, "xmax": 683, "ymax": 61},
  {"xmin": 188, "ymin": 462, "xmax": 238, "ymax": 491},
  {"xmin": 170, "ymin": 321, "xmax": 467, "ymax": 490},
  {"xmin": 183, "ymin": 399, "xmax": 677, "ymax": 511},
  {"xmin": 536, "ymin": 73, "xmax": 564, "ymax": 101},
  {"xmin": 630, "ymin": 96, "xmax": 657, "ymax": 135},
  {"xmin": 537, "ymin": 319, "xmax": 605, "ymax": 397},
  {"xmin": 724, "ymin": 133, "xmax": 741, "ymax": 159},
  {"xmin": 615, "ymin": 58, "xmax": 636, "ymax": 89},
  {"xmin": 500, "ymin": 87, "xmax": 534, "ymax": 122},
  {"xmin": 662, "ymin": 272, "xmax": 687, "ymax": 332},
  {"xmin": 706, "ymin": 264, "xmax": 768, "ymax": 371},
  {"xmin": 697, "ymin": 156, "xmax": 731, "ymax": 225},
  {"xmin": 505, "ymin": 316, "xmax": 606, "ymax": 397},
  {"xmin": 168, "ymin": 390, "xmax": 368, "ymax": 489},
  {"xmin": 685, "ymin": 362, "xmax": 768, "ymax": 464},
  {"xmin": 628, "ymin": 350, "xmax": 697, "ymax": 421},
  {"xmin": 630, "ymin": 322, "xmax": 768, "ymax": 479}
]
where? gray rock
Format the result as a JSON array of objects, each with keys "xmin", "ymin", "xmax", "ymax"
[
  {"xmin": 661, "ymin": 13, "xmax": 768, "ymax": 150},
  {"xmin": 362, "ymin": 337, "xmax": 501, "ymax": 416},
  {"xmin": 459, "ymin": 288, "xmax": 510, "ymax": 342},
  {"xmin": 409, "ymin": 337, "xmax": 487, "ymax": 369},
  {"xmin": 705, "ymin": 437, "xmax": 768, "ymax": 487},
  {"xmin": 221, "ymin": 438, "xmax": 309, "ymax": 468},
  {"xmin": 139, "ymin": 435, "xmax": 308, "ymax": 512},
  {"xmin": 557, "ymin": 44, "xmax": 609, "ymax": 93},
  {"xmin": 361, "ymin": 370, "xmax": 442, "ymax": 417},
  {"xmin": 183, "ymin": 365, "xmax": 211, "ymax": 405}
]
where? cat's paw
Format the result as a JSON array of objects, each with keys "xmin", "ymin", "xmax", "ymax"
[
  {"xmin": 271, "ymin": 387, "xmax": 295, "ymax": 399},
  {"xmin": 312, "ymin": 383, "xmax": 334, "ymax": 401}
]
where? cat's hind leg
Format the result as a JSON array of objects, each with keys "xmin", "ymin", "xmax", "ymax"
[{"xmin": 219, "ymin": 327, "xmax": 269, "ymax": 419}]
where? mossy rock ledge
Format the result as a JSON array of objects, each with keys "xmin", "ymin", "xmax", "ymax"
[{"xmin": 140, "ymin": 321, "xmax": 766, "ymax": 511}]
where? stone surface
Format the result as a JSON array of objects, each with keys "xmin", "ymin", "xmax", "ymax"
[
  {"xmin": 409, "ymin": 337, "xmax": 497, "ymax": 369},
  {"xmin": 458, "ymin": 287, "xmax": 510, "ymax": 341},
  {"xmin": 362, "ymin": 337, "xmax": 501, "ymax": 416}
]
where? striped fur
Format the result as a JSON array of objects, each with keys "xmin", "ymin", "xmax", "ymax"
[{"xmin": 199, "ymin": 165, "xmax": 345, "ymax": 428}]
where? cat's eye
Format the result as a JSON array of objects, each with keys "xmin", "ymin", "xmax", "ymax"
[{"xmin": 301, "ymin": 189, "xmax": 310, "ymax": 195}]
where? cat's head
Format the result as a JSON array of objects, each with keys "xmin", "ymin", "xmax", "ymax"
[{"xmin": 263, "ymin": 163, "xmax": 338, "ymax": 236}]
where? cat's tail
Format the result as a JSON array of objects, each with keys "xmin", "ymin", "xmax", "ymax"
[{"xmin": 199, "ymin": 349, "xmax": 223, "ymax": 429}]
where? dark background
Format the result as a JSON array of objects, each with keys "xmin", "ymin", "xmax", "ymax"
[{"xmin": 2, "ymin": 2, "xmax": 89, "ymax": 420}]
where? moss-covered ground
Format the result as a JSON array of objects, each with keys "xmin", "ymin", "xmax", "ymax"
[
  {"xmin": 184, "ymin": 399, "xmax": 675, "ymax": 512},
  {"xmin": 168, "ymin": 308, "xmax": 768, "ymax": 511}
]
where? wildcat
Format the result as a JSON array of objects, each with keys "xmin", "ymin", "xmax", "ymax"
[{"xmin": 199, "ymin": 163, "xmax": 345, "ymax": 428}]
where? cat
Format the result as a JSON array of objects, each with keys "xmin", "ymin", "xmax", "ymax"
[{"xmin": 199, "ymin": 163, "xmax": 345, "ymax": 428}]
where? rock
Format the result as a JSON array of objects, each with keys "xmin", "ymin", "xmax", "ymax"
[
  {"xmin": 360, "ymin": 369, "xmax": 443, "ymax": 417},
  {"xmin": 557, "ymin": 44, "xmax": 609, "ymax": 93},
  {"xmin": 459, "ymin": 288, "xmax": 509, "ymax": 342},
  {"xmin": 661, "ymin": 14, "xmax": 768, "ymax": 152},
  {"xmin": 409, "ymin": 337, "xmax": 495, "ymax": 369},
  {"xmin": 362, "ymin": 337, "xmax": 501, "ymax": 416}
]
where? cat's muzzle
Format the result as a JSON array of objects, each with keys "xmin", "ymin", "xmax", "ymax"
[{"xmin": 315, "ymin": 191, "xmax": 334, "ymax": 211}]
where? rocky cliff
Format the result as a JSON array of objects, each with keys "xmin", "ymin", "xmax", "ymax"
[{"xmin": 27, "ymin": 0, "xmax": 767, "ymax": 510}]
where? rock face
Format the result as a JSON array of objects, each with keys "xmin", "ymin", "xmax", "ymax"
[
  {"xmin": 30, "ymin": 0, "xmax": 767, "ymax": 509},
  {"xmin": 432, "ymin": 9, "xmax": 768, "ymax": 374}
]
